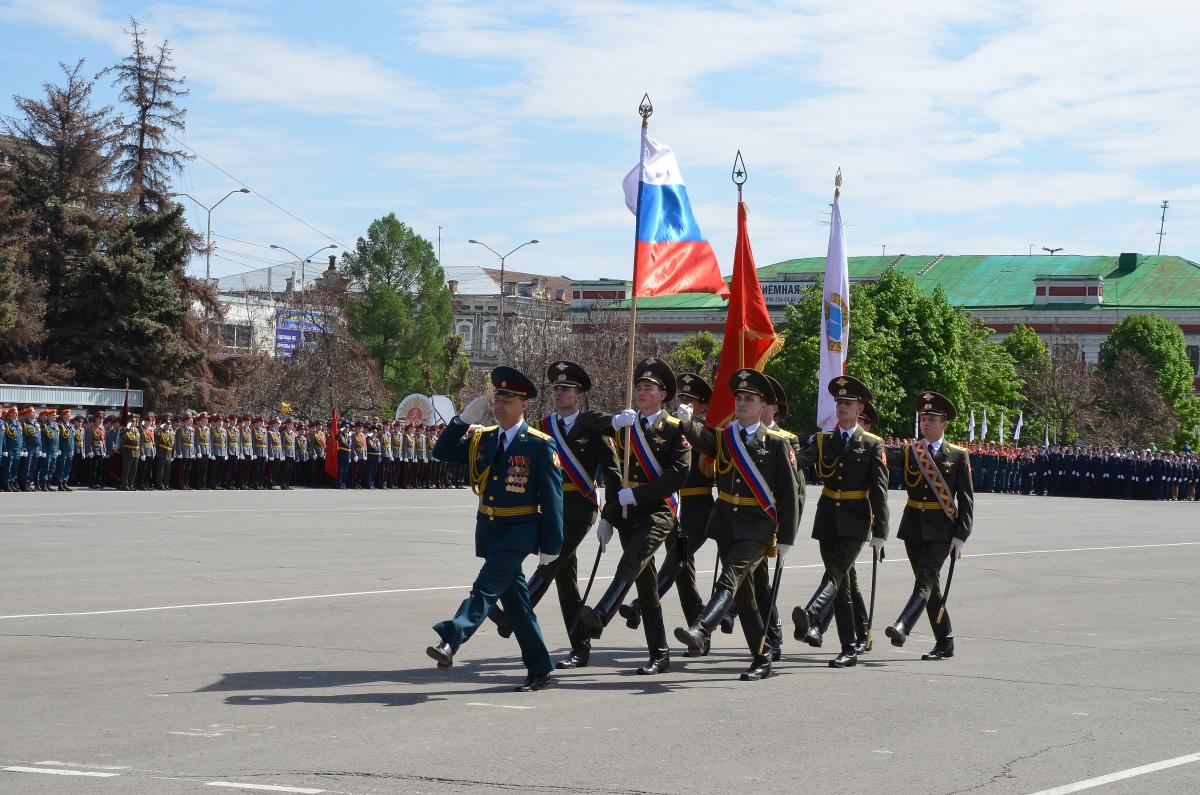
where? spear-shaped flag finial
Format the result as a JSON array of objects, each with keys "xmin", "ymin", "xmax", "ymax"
[{"xmin": 732, "ymin": 149, "xmax": 747, "ymax": 202}]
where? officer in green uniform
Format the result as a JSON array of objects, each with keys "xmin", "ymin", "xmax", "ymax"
[
  {"xmin": 489, "ymin": 361, "xmax": 620, "ymax": 671},
  {"xmin": 155, "ymin": 415, "xmax": 175, "ymax": 489},
  {"xmin": 427, "ymin": 366, "xmax": 564, "ymax": 692},
  {"xmin": 119, "ymin": 413, "xmax": 142, "ymax": 491},
  {"xmin": 790, "ymin": 375, "xmax": 890, "ymax": 668},
  {"xmin": 885, "ymin": 391, "xmax": 975, "ymax": 661},
  {"xmin": 579, "ymin": 357, "xmax": 691, "ymax": 676},
  {"xmin": 674, "ymin": 369, "xmax": 801, "ymax": 681}
]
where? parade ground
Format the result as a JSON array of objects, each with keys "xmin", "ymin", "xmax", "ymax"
[{"xmin": 2, "ymin": 489, "xmax": 1198, "ymax": 795}]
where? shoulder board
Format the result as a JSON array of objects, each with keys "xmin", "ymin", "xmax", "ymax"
[
  {"xmin": 861, "ymin": 431, "xmax": 883, "ymax": 442},
  {"xmin": 662, "ymin": 415, "xmax": 681, "ymax": 426},
  {"xmin": 764, "ymin": 428, "xmax": 788, "ymax": 440},
  {"xmin": 947, "ymin": 442, "xmax": 967, "ymax": 453},
  {"xmin": 526, "ymin": 427, "xmax": 552, "ymax": 441}
]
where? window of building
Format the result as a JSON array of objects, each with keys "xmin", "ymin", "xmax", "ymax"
[
  {"xmin": 207, "ymin": 322, "xmax": 253, "ymax": 351},
  {"xmin": 1188, "ymin": 344, "xmax": 1199, "ymax": 375},
  {"xmin": 457, "ymin": 322, "xmax": 473, "ymax": 345},
  {"xmin": 483, "ymin": 323, "xmax": 499, "ymax": 352}
]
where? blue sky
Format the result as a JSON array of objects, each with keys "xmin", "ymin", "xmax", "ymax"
[{"xmin": 2, "ymin": 0, "xmax": 1198, "ymax": 284}]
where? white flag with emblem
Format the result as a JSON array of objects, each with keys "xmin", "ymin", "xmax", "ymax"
[{"xmin": 816, "ymin": 181, "xmax": 850, "ymax": 432}]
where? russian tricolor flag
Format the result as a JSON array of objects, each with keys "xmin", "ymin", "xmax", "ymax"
[{"xmin": 623, "ymin": 129, "xmax": 729, "ymax": 298}]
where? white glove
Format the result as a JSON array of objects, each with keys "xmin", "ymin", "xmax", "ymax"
[
  {"xmin": 950, "ymin": 537, "xmax": 966, "ymax": 558},
  {"xmin": 870, "ymin": 536, "xmax": 885, "ymax": 554},
  {"xmin": 39, "ymin": 452, "xmax": 46, "ymax": 458},
  {"xmin": 539, "ymin": 552, "xmax": 559, "ymax": 566},
  {"xmin": 675, "ymin": 403, "xmax": 693, "ymax": 423},
  {"xmin": 775, "ymin": 543, "xmax": 791, "ymax": 561},
  {"xmin": 611, "ymin": 409, "xmax": 637, "ymax": 430},
  {"xmin": 618, "ymin": 487, "xmax": 637, "ymax": 506},
  {"xmin": 459, "ymin": 395, "xmax": 490, "ymax": 425},
  {"xmin": 20, "ymin": 451, "xmax": 27, "ymax": 458},
  {"xmin": 596, "ymin": 519, "xmax": 614, "ymax": 551}
]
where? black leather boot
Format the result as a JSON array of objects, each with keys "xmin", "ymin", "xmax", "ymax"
[
  {"xmin": 851, "ymin": 588, "xmax": 870, "ymax": 654},
  {"xmin": 618, "ymin": 598, "xmax": 643, "ymax": 630},
  {"xmin": 738, "ymin": 606, "xmax": 772, "ymax": 680},
  {"xmin": 922, "ymin": 600, "xmax": 955, "ymax": 660},
  {"xmin": 556, "ymin": 629, "xmax": 591, "ymax": 669},
  {"xmin": 885, "ymin": 592, "xmax": 928, "ymax": 647},
  {"xmin": 720, "ymin": 603, "xmax": 737, "ymax": 634},
  {"xmin": 792, "ymin": 576, "xmax": 837, "ymax": 640},
  {"xmin": 766, "ymin": 604, "xmax": 783, "ymax": 662},
  {"xmin": 638, "ymin": 605, "xmax": 670, "ymax": 674},
  {"xmin": 674, "ymin": 588, "xmax": 733, "ymax": 653},
  {"xmin": 578, "ymin": 577, "xmax": 634, "ymax": 639},
  {"xmin": 829, "ymin": 601, "xmax": 858, "ymax": 668},
  {"xmin": 807, "ymin": 597, "xmax": 834, "ymax": 647}
]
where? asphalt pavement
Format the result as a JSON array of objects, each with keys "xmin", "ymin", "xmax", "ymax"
[{"xmin": 1, "ymin": 487, "xmax": 1198, "ymax": 794}]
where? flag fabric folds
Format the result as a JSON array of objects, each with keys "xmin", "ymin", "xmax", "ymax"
[
  {"xmin": 968, "ymin": 409, "xmax": 976, "ymax": 442},
  {"xmin": 623, "ymin": 128, "xmax": 728, "ymax": 298},
  {"xmin": 706, "ymin": 202, "xmax": 782, "ymax": 427},
  {"xmin": 1013, "ymin": 411, "xmax": 1024, "ymax": 441},
  {"xmin": 980, "ymin": 410, "xmax": 989, "ymax": 443},
  {"xmin": 816, "ymin": 189, "xmax": 850, "ymax": 431},
  {"xmin": 324, "ymin": 408, "xmax": 339, "ymax": 480}
]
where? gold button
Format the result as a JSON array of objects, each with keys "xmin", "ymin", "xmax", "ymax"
[
  {"xmin": 732, "ymin": 506, "xmax": 738, "ymax": 512},
  {"xmin": 488, "ymin": 496, "xmax": 494, "ymax": 501},
  {"xmin": 837, "ymin": 476, "xmax": 843, "ymax": 481},
  {"xmin": 836, "ymin": 502, "xmax": 841, "ymax": 507}
]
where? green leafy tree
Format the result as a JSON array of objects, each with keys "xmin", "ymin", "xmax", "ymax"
[
  {"xmin": 340, "ymin": 214, "xmax": 452, "ymax": 395},
  {"xmin": 667, "ymin": 330, "xmax": 719, "ymax": 379},
  {"xmin": 1003, "ymin": 324, "xmax": 1048, "ymax": 369},
  {"xmin": 1099, "ymin": 315, "xmax": 1194, "ymax": 406}
]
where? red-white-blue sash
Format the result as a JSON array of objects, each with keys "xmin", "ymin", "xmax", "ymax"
[
  {"xmin": 631, "ymin": 417, "xmax": 680, "ymax": 517},
  {"xmin": 543, "ymin": 415, "xmax": 598, "ymax": 505},
  {"xmin": 725, "ymin": 425, "xmax": 777, "ymax": 521}
]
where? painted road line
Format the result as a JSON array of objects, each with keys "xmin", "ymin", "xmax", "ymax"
[
  {"xmin": 2, "ymin": 541, "xmax": 1194, "ymax": 621},
  {"xmin": 3, "ymin": 765, "xmax": 119, "ymax": 777},
  {"xmin": 205, "ymin": 782, "xmax": 325, "ymax": 793},
  {"xmin": 1026, "ymin": 750, "xmax": 1200, "ymax": 794},
  {"xmin": 465, "ymin": 702, "xmax": 535, "ymax": 710},
  {"xmin": 0, "ymin": 505, "xmax": 465, "ymax": 521}
]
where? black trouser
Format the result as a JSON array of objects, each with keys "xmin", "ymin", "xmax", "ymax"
[
  {"xmin": 90, "ymin": 455, "xmax": 107, "ymax": 487},
  {"xmin": 254, "ymin": 457, "xmax": 267, "ymax": 486},
  {"xmin": 193, "ymin": 457, "xmax": 209, "ymax": 489},
  {"xmin": 612, "ymin": 510, "xmax": 676, "ymax": 610},
  {"xmin": 818, "ymin": 535, "xmax": 867, "ymax": 604},
  {"xmin": 903, "ymin": 537, "xmax": 951, "ymax": 605},
  {"xmin": 524, "ymin": 517, "xmax": 594, "ymax": 649},
  {"xmin": 176, "ymin": 458, "xmax": 192, "ymax": 488},
  {"xmin": 716, "ymin": 536, "xmax": 771, "ymax": 653}
]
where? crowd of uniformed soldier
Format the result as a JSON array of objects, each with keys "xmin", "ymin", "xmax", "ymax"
[
  {"xmin": 879, "ymin": 440, "xmax": 1199, "ymax": 501},
  {"xmin": 1, "ymin": 406, "xmax": 462, "ymax": 492}
]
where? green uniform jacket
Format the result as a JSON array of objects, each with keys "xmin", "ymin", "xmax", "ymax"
[
  {"xmin": 687, "ymin": 423, "xmax": 801, "ymax": 547},
  {"xmin": 433, "ymin": 418, "xmax": 563, "ymax": 560},
  {"xmin": 797, "ymin": 428, "xmax": 889, "ymax": 542},
  {"xmin": 894, "ymin": 442, "xmax": 975, "ymax": 544},
  {"xmin": 541, "ymin": 411, "xmax": 621, "ymax": 525},
  {"xmin": 601, "ymin": 412, "xmax": 691, "ymax": 526}
]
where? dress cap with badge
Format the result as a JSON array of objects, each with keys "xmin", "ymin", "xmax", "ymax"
[
  {"xmin": 492, "ymin": 366, "xmax": 538, "ymax": 399},
  {"xmin": 634, "ymin": 357, "xmax": 676, "ymax": 401},
  {"xmin": 914, "ymin": 390, "xmax": 957, "ymax": 422},
  {"xmin": 546, "ymin": 360, "xmax": 591, "ymax": 392},
  {"xmin": 677, "ymin": 372, "xmax": 712, "ymax": 404},
  {"xmin": 764, "ymin": 374, "xmax": 789, "ymax": 417},
  {"xmin": 861, "ymin": 400, "xmax": 879, "ymax": 429},
  {"xmin": 729, "ymin": 368, "xmax": 775, "ymax": 402},
  {"xmin": 827, "ymin": 374, "xmax": 873, "ymax": 403}
]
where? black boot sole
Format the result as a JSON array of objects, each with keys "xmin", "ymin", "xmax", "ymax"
[
  {"xmin": 637, "ymin": 658, "xmax": 670, "ymax": 675},
  {"xmin": 829, "ymin": 655, "xmax": 857, "ymax": 668},
  {"xmin": 791, "ymin": 605, "xmax": 811, "ymax": 640},
  {"xmin": 673, "ymin": 626, "xmax": 705, "ymax": 653}
]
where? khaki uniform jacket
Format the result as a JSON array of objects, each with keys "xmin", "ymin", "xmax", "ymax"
[{"xmin": 797, "ymin": 428, "xmax": 889, "ymax": 542}]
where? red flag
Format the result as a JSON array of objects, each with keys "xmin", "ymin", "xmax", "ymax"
[
  {"xmin": 706, "ymin": 202, "xmax": 782, "ymax": 428},
  {"xmin": 324, "ymin": 408, "xmax": 339, "ymax": 480}
]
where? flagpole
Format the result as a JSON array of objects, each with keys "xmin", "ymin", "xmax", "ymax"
[
  {"xmin": 733, "ymin": 150, "xmax": 747, "ymax": 371},
  {"xmin": 621, "ymin": 95, "xmax": 653, "ymax": 511}
]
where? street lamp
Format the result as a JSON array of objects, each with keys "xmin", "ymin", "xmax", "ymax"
[
  {"xmin": 270, "ymin": 243, "xmax": 337, "ymax": 291},
  {"xmin": 170, "ymin": 188, "xmax": 251, "ymax": 285},
  {"xmin": 468, "ymin": 238, "xmax": 539, "ymax": 338}
]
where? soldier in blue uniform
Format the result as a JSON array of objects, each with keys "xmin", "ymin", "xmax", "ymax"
[
  {"xmin": 3, "ymin": 406, "xmax": 22, "ymax": 491},
  {"xmin": 55, "ymin": 408, "xmax": 75, "ymax": 491},
  {"xmin": 427, "ymin": 366, "xmax": 564, "ymax": 692}
]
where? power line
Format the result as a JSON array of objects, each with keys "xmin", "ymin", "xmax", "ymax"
[
  {"xmin": 210, "ymin": 232, "xmax": 278, "ymax": 250},
  {"xmin": 167, "ymin": 131, "xmax": 345, "ymax": 248}
]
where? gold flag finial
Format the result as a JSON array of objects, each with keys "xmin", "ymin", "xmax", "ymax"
[
  {"xmin": 639, "ymin": 93, "xmax": 653, "ymax": 128},
  {"xmin": 834, "ymin": 167, "xmax": 843, "ymax": 198}
]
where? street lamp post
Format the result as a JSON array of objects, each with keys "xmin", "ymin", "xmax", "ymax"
[
  {"xmin": 467, "ymin": 238, "xmax": 539, "ymax": 341},
  {"xmin": 270, "ymin": 243, "xmax": 337, "ymax": 292},
  {"xmin": 171, "ymin": 188, "xmax": 251, "ymax": 285}
]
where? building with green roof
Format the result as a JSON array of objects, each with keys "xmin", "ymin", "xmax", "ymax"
[{"xmin": 570, "ymin": 254, "xmax": 1200, "ymax": 392}]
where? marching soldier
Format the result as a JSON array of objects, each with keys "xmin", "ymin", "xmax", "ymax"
[
  {"xmin": 426, "ymin": 366, "xmax": 564, "ymax": 692},
  {"xmin": 884, "ymin": 391, "xmax": 974, "ymax": 661},
  {"xmin": 789, "ymin": 375, "xmax": 889, "ymax": 669},
  {"xmin": 673, "ymin": 369, "xmax": 801, "ymax": 680},
  {"xmin": 620, "ymin": 372, "xmax": 717, "ymax": 648},
  {"xmin": 489, "ymin": 361, "xmax": 619, "ymax": 670},
  {"xmin": 579, "ymin": 357, "xmax": 691, "ymax": 675}
]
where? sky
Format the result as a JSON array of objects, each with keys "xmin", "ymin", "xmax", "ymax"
[{"xmin": 2, "ymin": 0, "xmax": 1199, "ymax": 285}]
